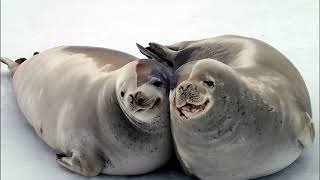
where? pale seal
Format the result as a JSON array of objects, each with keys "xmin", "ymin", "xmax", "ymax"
[
  {"xmin": 138, "ymin": 35, "xmax": 315, "ymax": 180},
  {"xmin": 1, "ymin": 46, "xmax": 172, "ymax": 176}
]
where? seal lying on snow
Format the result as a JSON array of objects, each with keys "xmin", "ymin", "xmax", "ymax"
[
  {"xmin": 1, "ymin": 46, "xmax": 172, "ymax": 176},
  {"xmin": 138, "ymin": 35, "xmax": 315, "ymax": 180}
]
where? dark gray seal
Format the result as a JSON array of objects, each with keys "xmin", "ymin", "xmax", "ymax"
[{"xmin": 138, "ymin": 35, "xmax": 315, "ymax": 180}]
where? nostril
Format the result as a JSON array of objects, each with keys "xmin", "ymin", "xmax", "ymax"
[
  {"xmin": 186, "ymin": 84, "xmax": 192, "ymax": 89},
  {"xmin": 133, "ymin": 91, "xmax": 146, "ymax": 106},
  {"xmin": 128, "ymin": 94, "xmax": 134, "ymax": 103},
  {"xmin": 179, "ymin": 86, "xmax": 184, "ymax": 93},
  {"xmin": 178, "ymin": 83, "xmax": 193, "ymax": 93},
  {"xmin": 135, "ymin": 91, "xmax": 142, "ymax": 99}
]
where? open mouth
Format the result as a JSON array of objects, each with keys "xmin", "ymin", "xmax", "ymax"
[{"xmin": 176, "ymin": 99, "xmax": 209, "ymax": 119}]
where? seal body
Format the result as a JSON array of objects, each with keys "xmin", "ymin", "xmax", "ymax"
[
  {"xmin": 8, "ymin": 46, "xmax": 172, "ymax": 176},
  {"xmin": 139, "ymin": 35, "xmax": 315, "ymax": 180}
]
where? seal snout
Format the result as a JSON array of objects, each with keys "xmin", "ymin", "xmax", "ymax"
[
  {"xmin": 127, "ymin": 91, "xmax": 160, "ymax": 112},
  {"xmin": 178, "ymin": 82, "xmax": 193, "ymax": 94},
  {"xmin": 174, "ymin": 81, "xmax": 210, "ymax": 119}
]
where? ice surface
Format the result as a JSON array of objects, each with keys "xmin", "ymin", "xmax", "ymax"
[{"xmin": 1, "ymin": 0, "xmax": 319, "ymax": 179}]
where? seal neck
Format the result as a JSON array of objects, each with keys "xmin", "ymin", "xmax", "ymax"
[{"xmin": 94, "ymin": 72, "xmax": 119, "ymax": 118}]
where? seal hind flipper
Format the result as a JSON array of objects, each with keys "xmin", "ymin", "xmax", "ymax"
[
  {"xmin": 56, "ymin": 149, "xmax": 105, "ymax": 176},
  {"xmin": 148, "ymin": 42, "xmax": 178, "ymax": 62},
  {"xmin": 15, "ymin": 58, "xmax": 27, "ymax": 64},
  {"xmin": 136, "ymin": 43, "xmax": 163, "ymax": 60},
  {"xmin": 0, "ymin": 57, "xmax": 20, "ymax": 75},
  {"xmin": 136, "ymin": 43, "xmax": 174, "ymax": 68},
  {"xmin": 137, "ymin": 41, "xmax": 195, "ymax": 70},
  {"xmin": 297, "ymin": 112, "xmax": 315, "ymax": 149}
]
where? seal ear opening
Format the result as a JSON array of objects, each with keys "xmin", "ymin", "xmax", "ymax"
[{"xmin": 136, "ymin": 43, "xmax": 174, "ymax": 68}]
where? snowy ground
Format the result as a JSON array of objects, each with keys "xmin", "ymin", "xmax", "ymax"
[{"xmin": 1, "ymin": 0, "xmax": 319, "ymax": 179}]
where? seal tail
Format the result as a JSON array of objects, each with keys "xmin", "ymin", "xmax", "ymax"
[{"xmin": 0, "ymin": 57, "xmax": 21, "ymax": 75}]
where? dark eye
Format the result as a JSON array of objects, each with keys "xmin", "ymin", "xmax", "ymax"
[
  {"xmin": 152, "ymin": 80, "xmax": 163, "ymax": 87},
  {"xmin": 121, "ymin": 91, "xmax": 125, "ymax": 97},
  {"xmin": 203, "ymin": 80, "xmax": 214, "ymax": 88}
]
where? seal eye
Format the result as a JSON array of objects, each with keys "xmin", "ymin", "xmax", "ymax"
[
  {"xmin": 203, "ymin": 80, "xmax": 214, "ymax": 88},
  {"xmin": 121, "ymin": 91, "xmax": 125, "ymax": 97},
  {"xmin": 152, "ymin": 80, "xmax": 163, "ymax": 87}
]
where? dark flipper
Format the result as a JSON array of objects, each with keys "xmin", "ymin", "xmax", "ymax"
[
  {"xmin": 137, "ymin": 40, "xmax": 196, "ymax": 71},
  {"xmin": 15, "ymin": 58, "xmax": 27, "ymax": 64},
  {"xmin": 136, "ymin": 43, "xmax": 162, "ymax": 60},
  {"xmin": 148, "ymin": 42, "xmax": 178, "ymax": 62},
  {"xmin": 136, "ymin": 43, "xmax": 174, "ymax": 68}
]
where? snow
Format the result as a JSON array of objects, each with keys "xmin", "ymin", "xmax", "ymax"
[{"xmin": 1, "ymin": 0, "xmax": 319, "ymax": 179}]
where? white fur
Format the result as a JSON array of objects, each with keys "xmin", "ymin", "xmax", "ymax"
[{"xmin": 12, "ymin": 46, "xmax": 171, "ymax": 176}]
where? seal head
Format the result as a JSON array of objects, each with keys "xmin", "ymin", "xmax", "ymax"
[
  {"xmin": 170, "ymin": 59, "xmax": 275, "ymax": 179},
  {"xmin": 116, "ymin": 59, "xmax": 172, "ymax": 133},
  {"xmin": 171, "ymin": 59, "xmax": 243, "ymax": 121}
]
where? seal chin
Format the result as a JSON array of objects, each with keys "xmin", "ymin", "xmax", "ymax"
[
  {"xmin": 175, "ymin": 98, "xmax": 211, "ymax": 120},
  {"xmin": 118, "ymin": 95, "xmax": 167, "ymax": 133}
]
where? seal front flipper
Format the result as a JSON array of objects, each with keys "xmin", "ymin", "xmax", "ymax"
[
  {"xmin": 56, "ymin": 149, "xmax": 105, "ymax": 176},
  {"xmin": 296, "ymin": 112, "xmax": 315, "ymax": 149}
]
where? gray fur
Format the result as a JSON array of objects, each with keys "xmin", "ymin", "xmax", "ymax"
[{"xmin": 143, "ymin": 35, "xmax": 315, "ymax": 180}]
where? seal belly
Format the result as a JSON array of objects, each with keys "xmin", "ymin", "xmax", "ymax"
[{"xmin": 12, "ymin": 46, "xmax": 137, "ymax": 150}]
